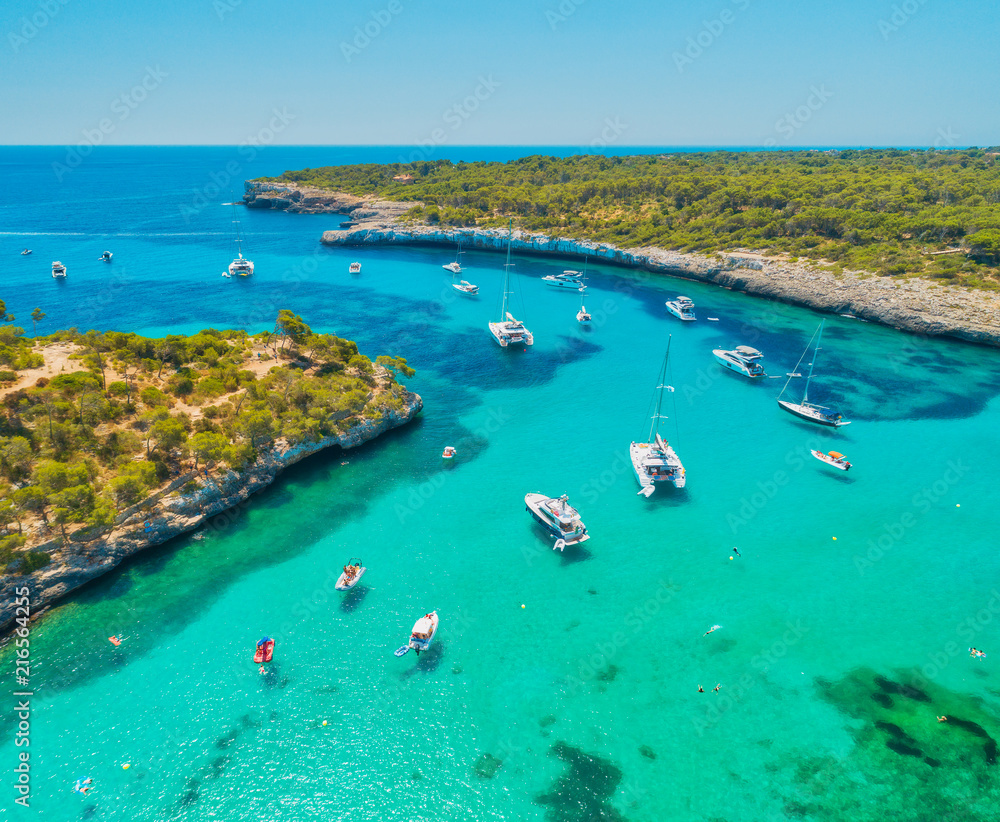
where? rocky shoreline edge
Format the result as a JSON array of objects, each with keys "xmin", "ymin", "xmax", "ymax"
[
  {"xmin": 0, "ymin": 393, "xmax": 421, "ymax": 634},
  {"xmin": 245, "ymin": 183, "xmax": 1000, "ymax": 348}
]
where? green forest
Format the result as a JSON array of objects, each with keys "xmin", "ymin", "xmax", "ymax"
[
  {"xmin": 262, "ymin": 149, "xmax": 1000, "ymax": 287},
  {"xmin": 0, "ymin": 304, "xmax": 414, "ymax": 572}
]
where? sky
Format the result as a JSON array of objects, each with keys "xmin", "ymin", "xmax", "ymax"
[{"xmin": 1, "ymin": 0, "xmax": 998, "ymax": 147}]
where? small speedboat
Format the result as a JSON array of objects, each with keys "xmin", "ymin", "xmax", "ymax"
[
  {"xmin": 396, "ymin": 611, "xmax": 439, "ymax": 656},
  {"xmin": 443, "ymin": 261, "xmax": 462, "ymax": 274},
  {"xmin": 713, "ymin": 346, "xmax": 766, "ymax": 378},
  {"xmin": 21, "ymin": 249, "xmax": 31, "ymax": 255},
  {"xmin": 99, "ymin": 251, "xmax": 113, "ymax": 262},
  {"xmin": 335, "ymin": 558, "xmax": 366, "ymax": 590},
  {"xmin": 525, "ymin": 493, "xmax": 590, "ymax": 548},
  {"xmin": 543, "ymin": 270, "xmax": 586, "ymax": 290},
  {"xmin": 442, "ymin": 446, "xmax": 456, "ymax": 459},
  {"xmin": 253, "ymin": 637, "xmax": 274, "ymax": 663},
  {"xmin": 451, "ymin": 279, "xmax": 479, "ymax": 295},
  {"xmin": 51, "ymin": 261, "xmax": 66, "ymax": 278},
  {"xmin": 665, "ymin": 296, "xmax": 696, "ymax": 321},
  {"xmin": 349, "ymin": 262, "xmax": 362, "ymax": 274},
  {"xmin": 811, "ymin": 450, "xmax": 852, "ymax": 471}
]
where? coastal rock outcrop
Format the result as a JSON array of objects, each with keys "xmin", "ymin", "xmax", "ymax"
[
  {"xmin": 244, "ymin": 182, "xmax": 417, "ymax": 219},
  {"xmin": 317, "ymin": 223, "xmax": 1000, "ymax": 348},
  {"xmin": 0, "ymin": 393, "xmax": 421, "ymax": 632}
]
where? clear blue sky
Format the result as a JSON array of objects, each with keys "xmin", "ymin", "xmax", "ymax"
[{"xmin": 2, "ymin": 0, "xmax": 997, "ymax": 146}]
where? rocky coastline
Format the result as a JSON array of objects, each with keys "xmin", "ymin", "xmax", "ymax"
[
  {"xmin": 0, "ymin": 393, "xmax": 421, "ymax": 634},
  {"xmin": 244, "ymin": 182, "xmax": 1000, "ymax": 348}
]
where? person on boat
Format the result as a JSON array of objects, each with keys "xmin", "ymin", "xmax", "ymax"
[{"xmin": 343, "ymin": 564, "xmax": 356, "ymax": 582}]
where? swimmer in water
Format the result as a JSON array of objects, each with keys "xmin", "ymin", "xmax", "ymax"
[
  {"xmin": 712, "ymin": 684, "xmax": 722, "ymax": 692},
  {"xmin": 732, "ymin": 547, "xmax": 741, "ymax": 557},
  {"xmin": 937, "ymin": 716, "xmax": 948, "ymax": 722},
  {"xmin": 703, "ymin": 625, "xmax": 722, "ymax": 636},
  {"xmin": 698, "ymin": 685, "xmax": 704, "ymax": 693}
]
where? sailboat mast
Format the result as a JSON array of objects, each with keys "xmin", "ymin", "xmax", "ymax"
[
  {"xmin": 803, "ymin": 319, "xmax": 824, "ymax": 403},
  {"xmin": 232, "ymin": 202, "xmax": 244, "ymax": 258},
  {"xmin": 648, "ymin": 336, "xmax": 672, "ymax": 441},
  {"xmin": 501, "ymin": 219, "xmax": 513, "ymax": 317}
]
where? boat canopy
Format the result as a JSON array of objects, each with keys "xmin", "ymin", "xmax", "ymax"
[
  {"xmin": 734, "ymin": 346, "xmax": 763, "ymax": 357},
  {"xmin": 828, "ymin": 451, "xmax": 844, "ymax": 459},
  {"xmin": 257, "ymin": 636, "xmax": 271, "ymax": 646}
]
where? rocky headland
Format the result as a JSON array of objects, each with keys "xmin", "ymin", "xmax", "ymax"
[{"xmin": 244, "ymin": 182, "xmax": 1000, "ymax": 348}]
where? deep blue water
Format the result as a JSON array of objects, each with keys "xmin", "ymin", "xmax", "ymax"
[{"xmin": 1, "ymin": 147, "xmax": 1000, "ymax": 821}]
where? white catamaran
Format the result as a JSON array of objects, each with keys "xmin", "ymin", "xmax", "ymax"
[
  {"xmin": 776, "ymin": 319, "xmax": 851, "ymax": 427},
  {"xmin": 630, "ymin": 337, "xmax": 686, "ymax": 497},
  {"xmin": 488, "ymin": 220, "xmax": 533, "ymax": 348},
  {"xmin": 227, "ymin": 202, "xmax": 254, "ymax": 277}
]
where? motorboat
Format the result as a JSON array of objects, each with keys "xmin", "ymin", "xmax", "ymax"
[
  {"xmin": 442, "ymin": 446, "xmax": 456, "ymax": 459},
  {"xmin": 335, "ymin": 558, "xmax": 366, "ymax": 590},
  {"xmin": 542, "ymin": 270, "xmax": 586, "ymax": 290},
  {"xmin": 228, "ymin": 203, "xmax": 254, "ymax": 277},
  {"xmin": 811, "ymin": 450, "xmax": 852, "ymax": 471},
  {"xmin": 253, "ymin": 637, "xmax": 274, "ymax": 663},
  {"xmin": 524, "ymin": 493, "xmax": 590, "ymax": 548},
  {"xmin": 51, "ymin": 261, "xmax": 66, "ymax": 278},
  {"xmin": 665, "ymin": 296, "xmax": 696, "ymax": 321},
  {"xmin": 451, "ymin": 278, "xmax": 479, "ymax": 296},
  {"xmin": 99, "ymin": 251, "xmax": 113, "ymax": 262},
  {"xmin": 777, "ymin": 320, "xmax": 851, "ymax": 428},
  {"xmin": 488, "ymin": 220, "xmax": 534, "ymax": 348},
  {"xmin": 21, "ymin": 249, "xmax": 31, "ymax": 255},
  {"xmin": 630, "ymin": 337, "xmax": 686, "ymax": 496},
  {"xmin": 349, "ymin": 262, "xmax": 362, "ymax": 274},
  {"xmin": 396, "ymin": 611, "xmax": 439, "ymax": 656},
  {"xmin": 713, "ymin": 346, "xmax": 766, "ymax": 378}
]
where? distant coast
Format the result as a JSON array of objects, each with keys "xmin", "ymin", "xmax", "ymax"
[{"xmin": 245, "ymin": 182, "xmax": 1000, "ymax": 348}]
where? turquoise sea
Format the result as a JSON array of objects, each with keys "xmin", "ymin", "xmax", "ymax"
[{"xmin": 2, "ymin": 147, "xmax": 1000, "ymax": 821}]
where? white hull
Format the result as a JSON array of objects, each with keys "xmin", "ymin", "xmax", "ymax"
[
  {"xmin": 408, "ymin": 611, "xmax": 439, "ymax": 653},
  {"xmin": 630, "ymin": 441, "xmax": 686, "ymax": 495},
  {"xmin": 713, "ymin": 349, "xmax": 765, "ymax": 378},
  {"xmin": 452, "ymin": 281, "xmax": 479, "ymax": 295},
  {"xmin": 524, "ymin": 493, "xmax": 589, "ymax": 547},
  {"xmin": 810, "ymin": 450, "xmax": 851, "ymax": 470},
  {"xmin": 543, "ymin": 277, "xmax": 585, "ymax": 290},
  {"xmin": 51, "ymin": 262, "xmax": 66, "ymax": 279},
  {"xmin": 489, "ymin": 321, "xmax": 533, "ymax": 347},
  {"xmin": 335, "ymin": 566, "xmax": 367, "ymax": 590},
  {"xmin": 229, "ymin": 256, "xmax": 254, "ymax": 277},
  {"xmin": 349, "ymin": 263, "xmax": 361, "ymax": 274},
  {"xmin": 577, "ymin": 309, "xmax": 591, "ymax": 324},
  {"xmin": 443, "ymin": 262, "xmax": 462, "ymax": 274},
  {"xmin": 777, "ymin": 399, "xmax": 850, "ymax": 427},
  {"xmin": 666, "ymin": 302, "xmax": 696, "ymax": 321}
]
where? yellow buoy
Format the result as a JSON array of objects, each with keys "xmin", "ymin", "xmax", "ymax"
[
  {"xmin": 122, "ymin": 763, "xmax": 131, "ymax": 770},
  {"xmin": 956, "ymin": 504, "xmax": 961, "ymax": 508},
  {"xmin": 832, "ymin": 536, "xmax": 837, "ymax": 541},
  {"xmin": 521, "ymin": 604, "xmax": 526, "ymax": 609},
  {"xmin": 322, "ymin": 720, "xmax": 328, "ymax": 726},
  {"xmin": 729, "ymin": 556, "xmax": 734, "ymax": 561}
]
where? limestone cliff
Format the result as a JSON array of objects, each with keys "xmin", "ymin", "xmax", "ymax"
[{"xmin": 0, "ymin": 393, "xmax": 421, "ymax": 632}]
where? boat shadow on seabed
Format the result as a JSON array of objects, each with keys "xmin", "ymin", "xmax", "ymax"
[
  {"xmin": 399, "ymin": 642, "xmax": 445, "ymax": 680},
  {"xmin": 339, "ymin": 585, "xmax": 370, "ymax": 613}
]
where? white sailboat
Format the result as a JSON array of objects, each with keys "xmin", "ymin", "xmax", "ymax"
[
  {"xmin": 575, "ymin": 257, "xmax": 591, "ymax": 323},
  {"xmin": 488, "ymin": 220, "xmax": 533, "ymax": 348},
  {"xmin": 443, "ymin": 238, "xmax": 463, "ymax": 274},
  {"xmin": 51, "ymin": 261, "xmax": 66, "ymax": 279},
  {"xmin": 776, "ymin": 320, "xmax": 850, "ymax": 427},
  {"xmin": 630, "ymin": 337, "xmax": 686, "ymax": 497},
  {"xmin": 228, "ymin": 203, "xmax": 254, "ymax": 277}
]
